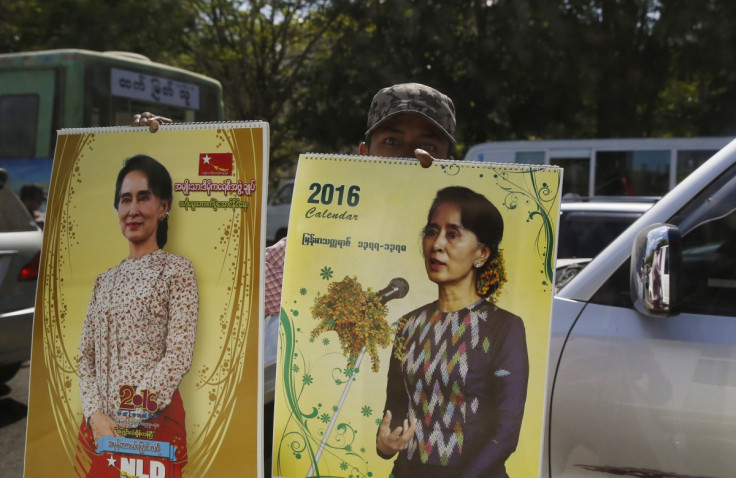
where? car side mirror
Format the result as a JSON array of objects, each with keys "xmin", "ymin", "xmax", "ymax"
[{"xmin": 630, "ymin": 223, "xmax": 681, "ymax": 317}]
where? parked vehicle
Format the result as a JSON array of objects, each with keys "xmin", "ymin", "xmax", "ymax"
[
  {"xmin": 465, "ymin": 137, "xmax": 732, "ymax": 197},
  {"xmin": 265, "ymin": 179, "xmax": 294, "ymax": 245},
  {"xmin": 0, "ymin": 49, "xmax": 224, "ymax": 192},
  {"xmin": 545, "ymin": 138, "xmax": 736, "ymax": 477},
  {"xmin": 0, "ymin": 183, "xmax": 42, "ymax": 382},
  {"xmin": 555, "ymin": 198, "xmax": 656, "ymax": 291}
]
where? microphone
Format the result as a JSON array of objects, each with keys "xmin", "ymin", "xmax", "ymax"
[{"xmin": 376, "ymin": 278, "xmax": 410, "ymax": 304}]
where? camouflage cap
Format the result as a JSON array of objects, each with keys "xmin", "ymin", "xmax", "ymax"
[{"xmin": 366, "ymin": 83, "xmax": 456, "ymax": 144}]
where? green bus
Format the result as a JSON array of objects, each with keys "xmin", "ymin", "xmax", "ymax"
[{"xmin": 0, "ymin": 49, "xmax": 224, "ymax": 191}]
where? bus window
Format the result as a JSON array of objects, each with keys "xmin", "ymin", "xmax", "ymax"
[
  {"xmin": 0, "ymin": 94, "xmax": 39, "ymax": 158},
  {"xmin": 677, "ymin": 149, "xmax": 719, "ymax": 183},
  {"xmin": 552, "ymin": 157, "xmax": 590, "ymax": 197},
  {"xmin": 595, "ymin": 150, "xmax": 669, "ymax": 196},
  {"xmin": 0, "ymin": 68, "xmax": 56, "ymax": 160},
  {"xmin": 464, "ymin": 138, "xmax": 733, "ymax": 198}
]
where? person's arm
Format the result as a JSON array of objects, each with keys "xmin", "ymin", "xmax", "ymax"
[
  {"xmin": 265, "ymin": 237, "xmax": 287, "ymax": 317},
  {"xmin": 376, "ymin": 343, "xmax": 415, "ymax": 458},
  {"xmin": 78, "ymin": 276, "xmax": 104, "ymax": 422},
  {"xmin": 462, "ymin": 315, "xmax": 529, "ymax": 478},
  {"xmin": 135, "ymin": 258, "xmax": 199, "ymax": 412}
]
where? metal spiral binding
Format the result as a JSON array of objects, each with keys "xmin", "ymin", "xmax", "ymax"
[
  {"xmin": 59, "ymin": 120, "xmax": 268, "ymax": 135},
  {"xmin": 299, "ymin": 152, "xmax": 562, "ymax": 172}
]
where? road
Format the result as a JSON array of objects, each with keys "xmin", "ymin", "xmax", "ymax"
[{"xmin": 0, "ymin": 362, "xmax": 29, "ymax": 478}]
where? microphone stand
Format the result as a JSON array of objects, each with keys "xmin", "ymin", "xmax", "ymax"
[
  {"xmin": 307, "ymin": 278, "xmax": 408, "ymax": 476},
  {"xmin": 307, "ymin": 346, "xmax": 366, "ymax": 477}
]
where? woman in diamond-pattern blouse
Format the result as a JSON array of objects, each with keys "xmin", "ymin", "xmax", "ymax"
[{"xmin": 377, "ymin": 186, "xmax": 528, "ymax": 478}]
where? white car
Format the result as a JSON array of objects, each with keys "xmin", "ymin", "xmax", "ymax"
[
  {"xmin": 0, "ymin": 183, "xmax": 42, "ymax": 383},
  {"xmin": 555, "ymin": 199, "xmax": 655, "ymax": 291},
  {"xmin": 546, "ymin": 139, "xmax": 736, "ymax": 477},
  {"xmin": 265, "ymin": 180, "xmax": 293, "ymax": 245}
]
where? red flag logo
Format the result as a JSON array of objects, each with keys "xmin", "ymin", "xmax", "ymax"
[{"xmin": 199, "ymin": 153, "xmax": 233, "ymax": 176}]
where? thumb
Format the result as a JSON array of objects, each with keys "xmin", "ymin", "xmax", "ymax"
[
  {"xmin": 414, "ymin": 149, "xmax": 434, "ymax": 168},
  {"xmin": 381, "ymin": 410, "xmax": 393, "ymax": 427}
]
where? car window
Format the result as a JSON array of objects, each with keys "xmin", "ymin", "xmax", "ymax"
[
  {"xmin": 0, "ymin": 187, "xmax": 37, "ymax": 232},
  {"xmin": 272, "ymin": 182, "xmax": 293, "ymax": 206},
  {"xmin": 677, "ymin": 171, "xmax": 736, "ymax": 316},
  {"xmin": 592, "ymin": 163, "xmax": 736, "ymax": 315},
  {"xmin": 558, "ymin": 211, "xmax": 642, "ymax": 259}
]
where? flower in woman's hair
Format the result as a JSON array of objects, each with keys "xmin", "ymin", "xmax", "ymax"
[{"xmin": 476, "ymin": 249, "xmax": 507, "ymax": 304}]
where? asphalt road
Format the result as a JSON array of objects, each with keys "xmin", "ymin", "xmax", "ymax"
[{"xmin": 0, "ymin": 362, "xmax": 29, "ymax": 478}]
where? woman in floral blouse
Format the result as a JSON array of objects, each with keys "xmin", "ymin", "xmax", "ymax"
[
  {"xmin": 377, "ymin": 186, "xmax": 528, "ymax": 478},
  {"xmin": 75, "ymin": 154, "xmax": 198, "ymax": 477}
]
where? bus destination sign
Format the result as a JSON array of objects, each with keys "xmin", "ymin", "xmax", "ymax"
[{"xmin": 111, "ymin": 67, "xmax": 201, "ymax": 110}]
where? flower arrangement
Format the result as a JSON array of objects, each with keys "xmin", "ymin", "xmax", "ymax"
[{"xmin": 311, "ymin": 276, "xmax": 392, "ymax": 372}]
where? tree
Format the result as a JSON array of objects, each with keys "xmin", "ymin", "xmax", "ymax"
[
  {"xmin": 179, "ymin": 0, "xmax": 352, "ymax": 178},
  {"xmin": 652, "ymin": 0, "xmax": 736, "ymax": 136},
  {"xmin": 0, "ymin": 0, "xmax": 196, "ymax": 62},
  {"xmin": 3, "ymin": 0, "xmax": 736, "ymax": 171}
]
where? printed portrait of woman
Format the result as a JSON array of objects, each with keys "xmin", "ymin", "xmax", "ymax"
[
  {"xmin": 377, "ymin": 186, "xmax": 529, "ymax": 478},
  {"xmin": 74, "ymin": 154, "xmax": 199, "ymax": 477}
]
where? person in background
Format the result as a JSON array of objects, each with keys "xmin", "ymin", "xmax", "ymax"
[
  {"xmin": 258, "ymin": 87, "xmax": 459, "ymax": 477},
  {"xmin": 20, "ymin": 183, "xmax": 46, "ymax": 228},
  {"xmin": 262, "ymin": 83, "xmax": 458, "ymax": 315}
]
